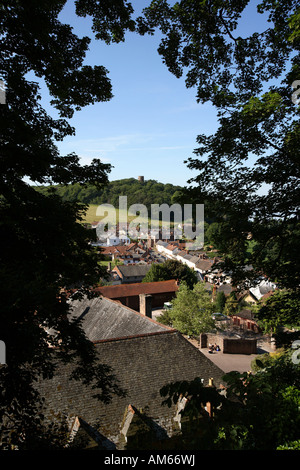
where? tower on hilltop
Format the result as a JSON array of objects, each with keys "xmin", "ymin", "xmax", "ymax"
[{"xmin": 138, "ymin": 176, "xmax": 144, "ymax": 183}]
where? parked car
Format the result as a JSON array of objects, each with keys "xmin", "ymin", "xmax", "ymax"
[
  {"xmin": 212, "ymin": 312, "xmax": 229, "ymax": 321},
  {"xmin": 163, "ymin": 302, "xmax": 172, "ymax": 310}
]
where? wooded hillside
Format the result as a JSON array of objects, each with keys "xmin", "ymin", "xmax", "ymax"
[{"xmin": 35, "ymin": 178, "xmax": 184, "ymax": 210}]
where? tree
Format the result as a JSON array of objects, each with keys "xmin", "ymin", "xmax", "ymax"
[
  {"xmin": 215, "ymin": 350, "xmax": 300, "ymax": 450},
  {"xmin": 214, "ymin": 291, "xmax": 226, "ymax": 313},
  {"xmin": 159, "ymin": 348, "xmax": 300, "ymax": 450},
  {"xmin": 138, "ymin": 0, "xmax": 300, "ymax": 291},
  {"xmin": 167, "ymin": 282, "xmax": 215, "ymax": 336},
  {"xmin": 38, "ymin": 178, "xmax": 184, "ymax": 210},
  {"xmin": 142, "ymin": 262, "xmax": 170, "ymax": 283},
  {"xmin": 0, "ymin": 0, "xmax": 137, "ymax": 449},
  {"xmin": 143, "ymin": 259, "xmax": 198, "ymax": 288},
  {"xmin": 204, "ymin": 222, "xmax": 221, "ymax": 249},
  {"xmin": 223, "ymin": 291, "xmax": 239, "ymax": 317},
  {"xmin": 256, "ymin": 289, "xmax": 300, "ymax": 335},
  {"xmin": 160, "ymin": 376, "xmax": 223, "ymax": 449}
]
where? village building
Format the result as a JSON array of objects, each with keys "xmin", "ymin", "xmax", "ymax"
[
  {"xmin": 155, "ymin": 240, "xmax": 169, "ymax": 254},
  {"xmin": 237, "ymin": 290, "xmax": 259, "ymax": 305},
  {"xmin": 101, "ymin": 243, "xmax": 160, "ymax": 266},
  {"xmin": 163, "ymin": 243, "xmax": 180, "ymax": 259},
  {"xmin": 175, "ymin": 249, "xmax": 188, "ymax": 262},
  {"xmin": 94, "ymin": 279, "xmax": 179, "ymax": 311},
  {"xmin": 248, "ymin": 279, "xmax": 276, "ymax": 302},
  {"xmin": 193, "ymin": 258, "xmax": 214, "ymax": 280},
  {"xmin": 36, "ymin": 295, "xmax": 225, "ymax": 449},
  {"xmin": 216, "ymin": 283, "xmax": 233, "ymax": 296},
  {"xmin": 101, "ymin": 242, "xmax": 137, "ymax": 259},
  {"xmin": 111, "ymin": 264, "xmax": 152, "ymax": 284},
  {"xmin": 231, "ymin": 309, "xmax": 261, "ymax": 333}
]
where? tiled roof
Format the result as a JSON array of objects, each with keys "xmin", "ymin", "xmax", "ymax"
[
  {"xmin": 249, "ymin": 285, "xmax": 274, "ymax": 301},
  {"xmin": 101, "ymin": 243, "xmax": 137, "ymax": 256},
  {"xmin": 195, "ymin": 259, "xmax": 213, "ymax": 271},
  {"xmin": 37, "ymin": 331, "xmax": 225, "ymax": 449},
  {"xmin": 234, "ymin": 309, "xmax": 255, "ymax": 320},
  {"xmin": 217, "ymin": 284, "xmax": 233, "ymax": 295},
  {"xmin": 68, "ymin": 296, "xmax": 171, "ymax": 342},
  {"xmin": 176, "ymin": 250, "xmax": 187, "ymax": 257},
  {"xmin": 156, "ymin": 241, "xmax": 168, "ymax": 247},
  {"xmin": 166, "ymin": 244, "xmax": 178, "ymax": 251},
  {"xmin": 112, "ymin": 264, "xmax": 151, "ymax": 278},
  {"xmin": 94, "ymin": 279, "xmax": 179, "ymax": 299},
  {"xmin": 260, "ymin": 289, "xmax": 276, "ymax": 302}
]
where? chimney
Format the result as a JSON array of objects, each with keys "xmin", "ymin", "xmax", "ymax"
[{"xmin": 139, "ymin": 294, "xmax": 152, "ymax": 318}]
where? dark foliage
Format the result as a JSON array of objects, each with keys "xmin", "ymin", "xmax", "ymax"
[{"xmin": 0, "ymin": 0, "xmax": 136, "ymax": 448}]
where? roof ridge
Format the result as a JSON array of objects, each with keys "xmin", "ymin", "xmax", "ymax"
[
  {"xmin": 95, "ymin": 278, "xmax": 178, "ymax": 290},
  {"xmin": 102, "ymin": 296, "xmax": 174, "ymax": 330},
  {"xmin": 93, "ymin": 329, "xmax": 177, "ymax": 345}
]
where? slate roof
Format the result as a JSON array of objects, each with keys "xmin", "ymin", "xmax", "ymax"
[
  {"xmin": 156, "ymin": 241, "xmax": 168, "ymax": 247},
  {"xmin": 195, "ymin": 259, "xmax": 213, "ymax": 271},
  {"xmin": 234, "ymin": 309, "xmax": 256, "ymax": 320},
  {"xmin": 68, "ymin": 296, "xmax": 170, "ymax": 342},
  {"xmin": 249, "ymin": 285, "xmax": 274, "ymax": 301},
  {"xmin": 176, "ymin": 250, "xmax": 187, "ymax": 258},
  {"xmin": 217, "ymin": 284, "xmax": 233, "ymax": 295},
  {"xmin": 36, "ymin": 291, "xmax": 226, "ymax": 449},
  {"xmin": 37, "ymin": 331, "xmax": 226, "ymax": 449},
  {"xmin": 113, "ymin": 264, "xmax": 151, "ymax": 279}
]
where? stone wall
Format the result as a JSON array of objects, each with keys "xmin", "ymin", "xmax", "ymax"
[{"xmin": 200, "ymin": 332, "xmax": 257, "ymax": 354}]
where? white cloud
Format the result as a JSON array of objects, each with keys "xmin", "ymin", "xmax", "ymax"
[{"xmin": 59, "ymin": 133, "xmax": 155, "ymax": 155}]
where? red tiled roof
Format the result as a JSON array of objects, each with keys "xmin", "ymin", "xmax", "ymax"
[
  {"xmin": 260, "ymin": 289, "xmax": 277, "ymax": 302},
  {"xmin": 101, "ymin": 243, "xmax": 137, "ymax": 256},
  {"xmin": 94, "ymin": 279, "xmax": 179, "ymax": 299},
  {"xmin": 166, "ymin": 244, "xmax": 178, "ymax": 251}
]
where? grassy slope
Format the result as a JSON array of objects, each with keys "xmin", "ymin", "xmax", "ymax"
[{"xmin": 82, "ymin": 204, "xmax": 173, "ymax": 227}]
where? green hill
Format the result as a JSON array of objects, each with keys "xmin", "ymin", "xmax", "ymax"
[{"xmin": 35, "ymin": 178, "xmax": 184, "ymax": 211}]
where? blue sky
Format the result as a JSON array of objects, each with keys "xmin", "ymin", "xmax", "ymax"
[{"xmin": 38, "ymin": 1, "xmax": 270, "ymax": 187}]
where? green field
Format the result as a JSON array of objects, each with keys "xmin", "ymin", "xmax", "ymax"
[
  {"xmin": 81, "ymin": 204, "xmax": 175, "ymax": 228},
  {"xmin": 81, "ymin": 204, "xmax": 124, "ymax": 224}
]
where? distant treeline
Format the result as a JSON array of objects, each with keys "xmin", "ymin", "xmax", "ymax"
[{"xmin": 35, "ymin": 178, "xmax": 184, "ymax": 210}]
